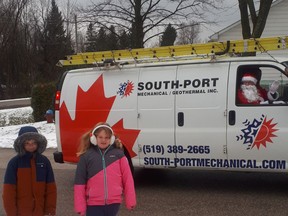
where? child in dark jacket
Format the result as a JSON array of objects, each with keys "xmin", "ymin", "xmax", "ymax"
[
  {"xmin": 74, "ymin": 122, "xmax": 136, "ymax": 216},
  {"xmin": 2, "ymin": 126, "xmax": 57, "ymax": 216}
]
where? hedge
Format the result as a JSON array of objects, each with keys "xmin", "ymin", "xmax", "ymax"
[{"xmin": 31, "ymin": 82, "xmax": 56, "ymax": 122}]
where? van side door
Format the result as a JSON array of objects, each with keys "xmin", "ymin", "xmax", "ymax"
[
  {"xmin": 227, "ymin": 62, "xmax": 288, "ymax": 172},
  {"xmin": 175, "ymin": 62, "xmax": 229, "ymax": 168},
  {"xmin": 137, "ymin": 65, "xmax": 177, "ymax": 167}
]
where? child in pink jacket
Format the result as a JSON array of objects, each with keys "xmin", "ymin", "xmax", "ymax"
[{"xmin": 74, "ymin": 122, "xmax": 136, "ymax": 216}]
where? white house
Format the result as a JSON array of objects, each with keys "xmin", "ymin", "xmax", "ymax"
[{"xmin": 210, "ymin": 0, "xmax": 288, "ymax": 42}]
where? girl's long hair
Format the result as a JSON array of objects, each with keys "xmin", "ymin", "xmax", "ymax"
[{"xmin": 76, "ymin": 122, "xmax": 123, "ymax": 157}]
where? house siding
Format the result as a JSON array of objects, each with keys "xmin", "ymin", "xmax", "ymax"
[{"xmin": 212, "ymin": 0, "xmax": 288, "ymax": 41}]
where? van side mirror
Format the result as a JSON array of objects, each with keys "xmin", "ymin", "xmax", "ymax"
[
  {"xmin": 281, "ymin": 85, "xmax": 288, "ymax": 102},
  {"xmin": 285, "ymin": 67, "xmax": 288, "ymax": 76}
]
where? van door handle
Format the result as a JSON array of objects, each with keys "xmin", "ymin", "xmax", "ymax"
[
  {"xmin": 229, "ymin": 110, "xmax": 236, "ymax": 126},
  {"xmin": 178, "ymin": 112, "xmax": 184, "ymax": 127}
]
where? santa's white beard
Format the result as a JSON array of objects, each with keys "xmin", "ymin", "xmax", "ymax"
[{"xmin": 241, "ymin": 84, "xmax": 264, "ymax": 103}]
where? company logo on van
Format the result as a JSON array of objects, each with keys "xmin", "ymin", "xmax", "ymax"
[
  {"xmin": 117, "ymin": 80, "xmax": 134, "ymax": 98},
  {"xmin": 236, "ymin": 115, "xmax": 278, "ymax": 150},
  {"xmin": 59, "ymin": 75, "xmax": 140, "ymax": 161},
  {"xmin": 137, "ymin": 78, "xmax": 219, "ymax": 96}
]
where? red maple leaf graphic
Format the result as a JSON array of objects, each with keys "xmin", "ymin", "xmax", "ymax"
[
  {"xmin": 112, "ymin": 119, "xmax": 140, "ymax": 158},
  {"xmin": 59, "ymin": 74, "xmax": 140, "ymax": 162}
]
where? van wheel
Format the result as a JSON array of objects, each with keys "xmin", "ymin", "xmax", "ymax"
[{"xmin": 124, "ymin": 147, "xmax": 134, "ymax": 176}]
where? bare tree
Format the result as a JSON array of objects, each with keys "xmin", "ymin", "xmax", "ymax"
[
  {"xmin": 176, "ymin": 21, "xmax": 200, "ymax": 45},
  {"xmin": 238, "ymin": 0, "xmax": 273, "ymax": 39},
  {"xmin": 0, "ymin": 0, "xmax": 29, "ymax": 49},
  {"xmin": 0, "ymin": 0, "xmax": 73, "ymax": 99},
  {"xmin": 0, "ymin": 0, "xmax": 33, "ymax": 98},
  {"xmin": 79, "ymin": 0, "xmax": 223, "ymax": 48}
]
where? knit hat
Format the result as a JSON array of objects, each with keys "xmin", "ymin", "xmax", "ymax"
[
  {"xmin": 14, "ymin": 126, "xmax": 47, "ymax": 156},
  {"xmin": 45, "ymin": 109, "xmax": 53, "ymax": 115},
  {"xmin": 241, "ymin": 73, "xmax": 257, "ymax": 84},
  {"xmin": 18, "ymin": 126, "xmax": 38, "ymax": 136}
]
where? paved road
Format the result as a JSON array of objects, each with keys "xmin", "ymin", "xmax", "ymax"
[
  {"xmin": 0, "ymin": 98, "xmax": 31, "ymax": 110},
  {"xmin": 1, "ymin": 148, "xmax": 288, "ymax": 216}
]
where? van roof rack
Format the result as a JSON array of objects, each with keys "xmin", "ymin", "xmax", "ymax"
[{"xmin": 57, "ymin": 36, "xmax": 287, "ymax": 67}]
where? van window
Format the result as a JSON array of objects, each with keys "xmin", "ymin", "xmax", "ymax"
[{"xmin": 236, "ymin": 66, "xmax": 288, "ymax": 105}]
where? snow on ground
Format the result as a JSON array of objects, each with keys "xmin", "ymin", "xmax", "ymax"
[{"xmin": 0, "ymin": 107, "xmax": 57, "ymax": 148}]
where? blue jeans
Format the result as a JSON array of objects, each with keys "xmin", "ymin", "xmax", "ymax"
[{"xmin": 86, "ymin": 203, "xmax": 120, "ymax": 216}]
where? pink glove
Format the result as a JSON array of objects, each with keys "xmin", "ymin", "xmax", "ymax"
[{"xmin": 269, "ymin": 80, "xmax": 280, "ymax": 93}]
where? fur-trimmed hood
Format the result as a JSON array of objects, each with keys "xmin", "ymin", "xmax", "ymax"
[{"xmin": 14, "ymin": 126, "xmax": 47, "ymax": 156}]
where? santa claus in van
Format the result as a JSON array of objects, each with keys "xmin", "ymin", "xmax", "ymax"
[{"xmin": 237, "ymin": 73, "xmax": 279, "ymax": 104}]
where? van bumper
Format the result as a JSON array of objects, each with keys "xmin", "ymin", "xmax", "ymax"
[{"xmin": 53, "ymin": 151, "xmax": 64, "ymax": 163}]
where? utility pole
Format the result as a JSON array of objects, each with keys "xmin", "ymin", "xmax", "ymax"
[
  {"xmin": 75, "ymin": 14, "xmax": 78, "ymax": 53},
  {"xmin": 66, "ymin": 0, "xmax": 70, "ymax": 34}
]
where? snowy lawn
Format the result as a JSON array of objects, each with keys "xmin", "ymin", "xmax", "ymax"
[{"xmin": 0, "ymin": 107, "xmax": 57, "ymax": 148}]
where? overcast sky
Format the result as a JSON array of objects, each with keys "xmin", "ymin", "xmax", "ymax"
[{"xmin": 57, "ymin": 0, "xmax": 242, "ymax": 43}]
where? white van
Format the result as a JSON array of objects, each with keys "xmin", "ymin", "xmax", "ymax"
[{"xmin": 53, "ymin": 56, "xmax": 288, "ymax": 173}]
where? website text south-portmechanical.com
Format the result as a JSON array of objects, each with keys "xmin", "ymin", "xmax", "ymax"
[{"xmin": 143, "ymin": 157, "xmax": 286, "ymax": 170}]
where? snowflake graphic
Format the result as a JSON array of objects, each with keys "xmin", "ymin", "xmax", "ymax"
[
  {"xmin": 236, "ymin": 115, "xmax": 278, "ymax": 150},
  {"xmin": 117, "ymin": 80, "xmax": 134, "ymax": 98}
]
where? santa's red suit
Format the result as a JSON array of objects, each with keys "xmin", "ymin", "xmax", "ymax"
[
  {"xmin": 238, "ymin": 72, "xmax": 280, "ymax": 104},
  {"xmin": 237, "ymin": 84, "xmax": 268, "ymax": 104}
]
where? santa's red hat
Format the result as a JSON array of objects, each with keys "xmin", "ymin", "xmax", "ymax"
[{"xmin": 241, "ymin": 73, "xmax": 257, "ymax": 84}]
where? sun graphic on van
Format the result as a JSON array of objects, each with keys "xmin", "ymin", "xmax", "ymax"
[
  {"xmin": 236, "ymin": 115, "xmax": 278, "ymax": 150},
  {"xmin": 117, "ymin": 80, "xmax": 134, "ymax": 98}
]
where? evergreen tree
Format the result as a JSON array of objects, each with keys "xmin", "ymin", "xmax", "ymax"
[
  {"xmin": 107, "ymin": 25, "xmax": 118, "ymax": 50},
  {"xmin": 39, "ymin": 0, "xmax": 73, "ymax": 82},
  {"xmin": 85, "ymin": 22, "xmax": 97, "ymax": 52},
  {"xmin": 95, "ymin": 27, "xmax": 108, "ymax": 51},
  {"xmin": 160, "ymin": 24, "xmax": 177, "ymax": 46},
  {"xmin": 118, "ymin": 29, "xmax": 131, "ymax": 49}
]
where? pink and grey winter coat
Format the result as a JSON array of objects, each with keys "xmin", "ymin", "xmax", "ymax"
[{"xmin": 74, "ymin": 144, "xmax": 136, "ymax": 214}]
